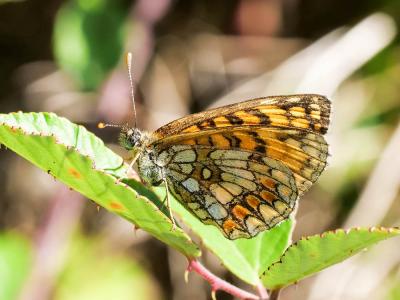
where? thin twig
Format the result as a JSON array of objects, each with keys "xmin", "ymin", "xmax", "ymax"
[
  {"xmin": 187, "ymin": 259, "xmax": 260, "ymax": 300},
  {"xmin": 269, "ymin": 289, "xmax": 281, "ymax": 300},
  {"xmin": 256, "ymin": 281, "xmax": 269, "ymax": 299}
]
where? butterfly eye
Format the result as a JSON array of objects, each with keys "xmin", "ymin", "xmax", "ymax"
[{"xmin": 119, "ymin": 127, "xmax": 142, "ymax": 150}]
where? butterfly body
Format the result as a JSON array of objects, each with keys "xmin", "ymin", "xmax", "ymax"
[{"xmin": 119, "ymin": 94, "xmax": 330, "ymax": 239}]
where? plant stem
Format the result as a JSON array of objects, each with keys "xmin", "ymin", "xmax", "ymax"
[
  {"xmin": 269, "ymin": 289, "xmax": 281, "ymax": 300},
  {"xmin": 256, "ymin": 281, "xmax": 269, "ymax": 299},
  {"xmin": 187, "ymin": 259, "xmax": 260, "ymax": 300}
]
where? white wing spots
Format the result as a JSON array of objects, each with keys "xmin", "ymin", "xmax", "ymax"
[
  {"xmin": 277, "ymin": 184, "xmax": 296, "ymax": 202},
  {"xmin": 208, "ymin": 203, "xmax": 228, "ymax": 220},
  {"xmin": 180, "ymin": 163, "xmax": 194, "ymax": 174},
  {"xmin": 173, "ymin": 149, "xmax": 196, "ymax": 163},
  {"xmin": 215, "ymin": 159, "xmax": 247, "ymax": 168},
  {"xmin": 302, "ymin": 145, "xmax": 326, "ymax": 160},
  {"xmin": 220, "ymin": 166, "xmax": 254, "ymax": 180},
  {"xmin": 246, "ymin": 217, "xmax": 267, "ymax": 235},
  {"xmin": 271, "ymin": 169, "xmax": 292, "ymax": 187},
  {"xmin": 221, "ymin": 172, "xmax": 257, "ymax": 191},
  {"xmin": 188, "ymin": 202, "xmax": 201, "ymax": 210},
  {"xmin": 263, "ymin": 157, "xmax": 284, "ymax": 170},
  {"xmin": 204, "ymin": 195, "xmax": 217, "ymax": 207},
  {"xmin": 274, "ymin": 200, "xmax": 290, "ymax": 213},
  {"xmin": 157, "ymin": 150, "xmax": 172, "ymax": 166},
  {"xmin": 209, "ymin": 149, "xmax": 252, "ymax": 160},
  {"xmin": 285, "ymin": 138, "xmax": 302, "ymax": 149},
  {"xmin": 193, "ymin": 207, "xmax": 209, "ymax": 220},
  {"xmin": 220, "ymin": 182, "xmax": 242, "ymax": 196},
  {"xmin": 260, "ymin": 204, "xmax": 281, "ymax": 222},
  {"xmin": 210, "ymin": 183, "xmax": 234, "ymax": 204},
  {"xmin": 310, "ymin": 103, "xmax": 320, "ymax": 110},
  {"xmin": 229, "ymin": 229, "xmax": 248, "ymax": 239},
  {"xmin": 202, "ymin": 167, "xmax": 212, "ymax": 179},
  {"xmin": 249, "ymin": 161, "xmax": 271, "ymax": 174},
  {"xmin": 168, "ymin": 170, "xmax": 186, "ymax": 181},
  {"xmin": 182, "ymin": 178, "xmax": 200, "ymax": 192}
]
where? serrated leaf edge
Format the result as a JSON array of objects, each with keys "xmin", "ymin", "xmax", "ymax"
[{"xmin": 263, "ymin": 226, "xmax": 400, "ymax": 276}]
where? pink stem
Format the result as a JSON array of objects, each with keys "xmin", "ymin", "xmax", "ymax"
[
  {"xmin": 187, "ymin": 259, "xmax": 261, "ymax": 300},
  {"xmin": 256, "ymin": 281, "xmax": 269, "ymax": 299}
]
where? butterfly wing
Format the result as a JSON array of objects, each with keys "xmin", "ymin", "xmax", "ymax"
[
  {"xmin": 153, "ymin": 94, "xmax": 330, "ymax": 138},
  {"xmin": 152, "ymin": 94, "xmax": 330, "ymax": 196},
  {"xmin": 146, "ymin": 94, "xmax": 330, "ymax": 239},
  {"xmin": 160, "ymin": 145, "xmax": 297, "ymax": 239}
]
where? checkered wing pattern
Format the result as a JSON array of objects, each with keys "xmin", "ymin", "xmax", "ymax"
[
  {"xmin": 148, "ymin": 94, "xmax": 330, "ymax": 239},
  {"xmin": 161, "ymin": 145, "xmax": 297, "ymax": 239}
]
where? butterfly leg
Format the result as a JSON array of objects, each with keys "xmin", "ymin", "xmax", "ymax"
[
  {"xmin": 163, "ymin": 176, "xmax": 176, "ymax": 230},
  {"xmin": 115, "ymin": 159, "xmax": 140, "ymax": 184}
]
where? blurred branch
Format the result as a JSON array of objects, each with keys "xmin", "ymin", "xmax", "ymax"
[
  {"xmin": 269, "ymin": 289, "xmax": 281, "ymax": 300},
  {"xmin": 213, "ymin": 13, "xmax": 396, "ymax": 108},
  {"xmin": 344, "ymin": 120, "xmax": 400, "ymax": 227},
  {"xmin": 19, "ymin": 185, "xmax": 84, "ymax": 300},
  {"xmin": 294, "ymin": 13, "xmax": 396, "ymax": 96},
  {"xmin": 187, "ymin": 259, "xmax": 261, "ymax": 300}
]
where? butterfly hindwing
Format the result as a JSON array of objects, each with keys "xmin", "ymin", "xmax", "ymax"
[
  {"xmin": 159, "ymin": 145, "xmax": 297, "ymax": 239},
  {"xmin": 156, "ymin": 128, "xmax": 328, "ymax": 196}
]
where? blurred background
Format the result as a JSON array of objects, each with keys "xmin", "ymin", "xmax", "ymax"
[{"xmin": 1, "ymin": 0, "xmax": 400, "ymax": 299}]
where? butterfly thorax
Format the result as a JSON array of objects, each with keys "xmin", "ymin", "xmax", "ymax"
[{"xmin": 119, "ymin": 126, "xmax": 164, "ymax": 186}]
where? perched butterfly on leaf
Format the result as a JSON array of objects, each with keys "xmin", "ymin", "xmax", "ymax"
[{"xmin": 118, "ymin": 93, "xmax": 330, "ymax": 240}]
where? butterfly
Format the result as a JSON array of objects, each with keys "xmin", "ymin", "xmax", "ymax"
[{"xmin": 118, "ymin": 94, "xmax": 330, "ymax": 240}]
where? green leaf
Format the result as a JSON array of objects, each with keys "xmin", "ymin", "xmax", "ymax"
[
  {"xmin": 53, "ymin": 0, "xmax": 128, "ymax": 90},
  {"xmin": 355, "ymin": 106, "xmax": 400, "ymax": 127},
  {"xmin": 387, "ymin": 278, "xmax": 400, "ymax": 300},
  {"xmin": 0, "ymin": 232, "xmax": 32, "ymax": 300},
  {"xmin": 261, "ymin": 227, "xmax": 400, "ymax": 290},
  {"xmin": 0, "ymin": 112, "xmax": 200, "ymax": 258},
  {"xmin": 156, "ymin": 186, "xmax": 293, "ymax": 285}
]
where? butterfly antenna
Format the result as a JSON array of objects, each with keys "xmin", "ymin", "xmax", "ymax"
[
  {"xmin": 126, "ymin": 52, "xmax": 137, "ymax": 128},
  {"xmin": 97, "ymin": 122, "xmax": 122, "ymax": 129}
]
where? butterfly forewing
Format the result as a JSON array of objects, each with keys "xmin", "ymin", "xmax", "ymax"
[{"xmin": 154, "ymin": 94, "xmax": 330, "ymax": 138}]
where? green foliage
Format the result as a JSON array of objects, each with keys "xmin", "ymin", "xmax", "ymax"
[
  {"xmin": 261, "ymin": 227, "xmax": 400, "ymax": 290},
  {"xmin": 55, "ymin": 234, "xmax": 159, "ymax": 300},
  {"xmin": 1, "ymin": 112, "xmax": 399, "ymax": 291},
  {"xmin": 387, "ymin": 278, "xmax": 400, "ymax": 300},
  {"xmin": 53, "ymin": 0, "xmax": 128, "ymax": 90},
  {"xmin": 355, "ymin": 106, "xmax": 400, "ymax": 127},
  {"xmin": 0, "ymin": 233, "xmax": 32, "ymax": 300},
  {"xmin": 0, "ymin": 112, "xmax": 200, "ymax": 258}
]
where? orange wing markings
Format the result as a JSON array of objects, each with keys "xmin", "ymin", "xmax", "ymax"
[
  {"xmin": 232, "ymin": 205, "xmax": 251, "ymax": 220},
  {"xmin": 147, "ymin": 95, "xmax": 330, "ymax": 239},
  {"xmin": 246, "ymin": 194, "xmax": 261, "ymax": 209},
  {"xmin": 164, "ymin": 146, "xmax": 297, "ymax": 238},
  {"xmin": 172, "ymin": 129, "xmax": 327, "ymax": 185},
  {"xmin": 154, "ymin": 94, "xmax": 330, "ymax": 139}
]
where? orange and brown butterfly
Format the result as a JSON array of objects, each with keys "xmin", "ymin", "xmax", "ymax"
[{"xmin": 117, "ymin": 94, "xmax": 330, "ymax": 240}]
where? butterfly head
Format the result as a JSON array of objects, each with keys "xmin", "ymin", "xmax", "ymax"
[{"xmin": 119, "ymin": 126, "xmax": 144, "ymax": 150}]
